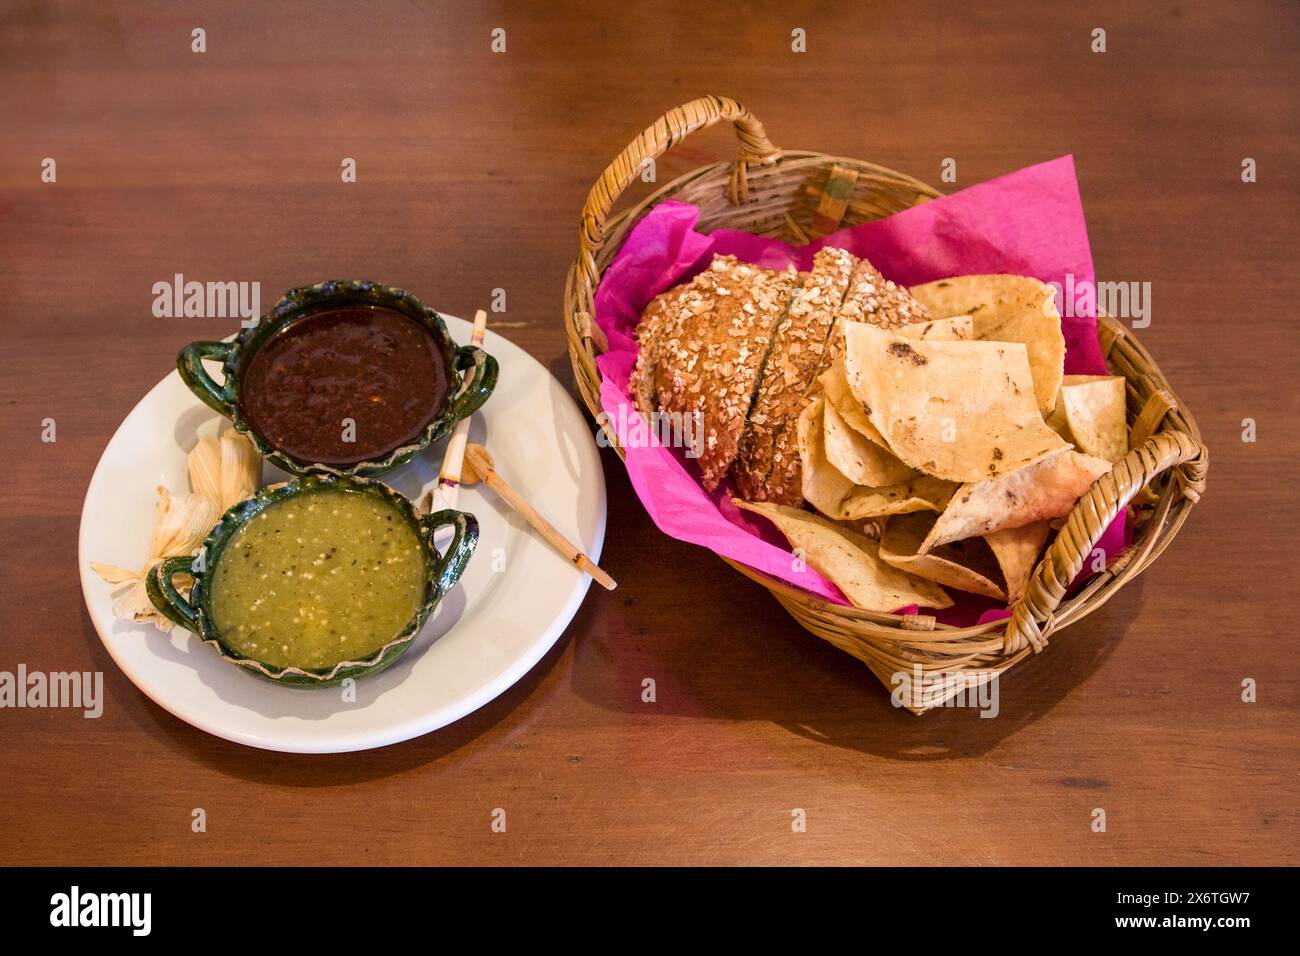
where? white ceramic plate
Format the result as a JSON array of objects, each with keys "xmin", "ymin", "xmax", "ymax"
[{"xmin": 78, "ymin": 316, "xmax": 606, "ymax": 753}]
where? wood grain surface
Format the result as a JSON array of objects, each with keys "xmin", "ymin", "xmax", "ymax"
[{"xmin": 1, "ymin": 1, "xmax": 1296, "ymax": 866}]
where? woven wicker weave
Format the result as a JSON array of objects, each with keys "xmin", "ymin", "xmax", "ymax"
[{"xmin": 563, "ymin": 96, "xmax": 1208, "ymax": 713}]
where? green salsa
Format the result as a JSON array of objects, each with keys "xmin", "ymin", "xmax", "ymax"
[{"xmin": 209, "ymin": 488, "xmax": 427, "ymax": 671}]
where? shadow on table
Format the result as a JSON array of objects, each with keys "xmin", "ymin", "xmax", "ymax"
[
  {"xmin": 567, "ymin": 522, "xmax": 1141, "ymax": 761},
  {"xmin": 79, "ymin": 595, "xmax": 597, "ymax": 786}
]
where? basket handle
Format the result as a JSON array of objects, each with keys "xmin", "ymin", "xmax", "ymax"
[
  {"xmin": 1003, "ymin": 431, "xmax": 1208, "ymax": 655},
  {"xmin": 577, "ymin": 95, "xmax": 781, "ymax": 287}
]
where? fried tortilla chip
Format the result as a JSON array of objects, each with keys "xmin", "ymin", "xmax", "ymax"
[
  {"xmin": 798, "ymin": 398, "xmax": 954, "ymax": 520},
  {"xmin": 984, "ymin": 520, "xmax": 1051, "ymax": 605},
  {"xmin": 820, "ymin": 361, "xmax": 888, "ymax": 447},
  {"xmin": 819, "ymin": 314, "xmax": 970, "ymax": 451},
  {"xmin": 895, "ymin": 314, "xmax": 974, "ymax": 341},
  {"xmin": 909, "ymin": 275, "xmax": 1065, "ymax": 414},
  {"xmin": 843, "ymin": 322, "xmax": 1069, "ymax": 483},
  {"xmin": 880, "ymin": 512, "xmax": 1007, "ymax": 600},
  {"xmin": 822, "ymin": 397, "xmax": 916, "ymax": 487},
  {"xmin": 920, "ymin": 450, "xmax": 1111, "ymax": 552},
  {"xmin": 836, "ymin": 476, "xmax": 958, "ymax": 521},
  {"xmin": 1047, "ymin": 375, "xmax": 1128, "ymax": 464},
  {"xmin": 733, "ymin": 498, "xmax": 953, "ymax": 612},
  {"xmin": 798, "ymin": 396, "xmax": 855, "ymax": 514}
]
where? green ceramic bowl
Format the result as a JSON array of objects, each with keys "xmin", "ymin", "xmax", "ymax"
[
  {"xmin": 145, "ymin": 474, "xmax": 478, "ymax": 686},
  {"xmin": 177, "ymin": 279, "xmax": 498, "ymax": 477}
]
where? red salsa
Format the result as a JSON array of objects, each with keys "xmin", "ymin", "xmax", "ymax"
[{"xmin": 240, "ymin": 306, "xmax": 450, "ymax": 465}]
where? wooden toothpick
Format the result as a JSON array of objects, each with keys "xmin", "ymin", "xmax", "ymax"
[{"xmin": 462, "ymin": 443, "xmax": 616, "ymax": 591}]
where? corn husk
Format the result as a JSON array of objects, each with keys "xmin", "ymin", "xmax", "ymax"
[
  {"xmin": 92, "ymin": 428, "xmax": 258, "ymax": 631},
  {"xmin": 90, "ymin": 486, "xmax": 219, "ymax": 632},
  {"xmin": 188, "ymin": 429, "xmax": 260, "ymax": 511}
]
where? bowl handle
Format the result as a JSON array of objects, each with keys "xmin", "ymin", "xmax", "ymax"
[
  {"xmin": 446, "ymin": 345, "xmax": 499, "ymax": 425},
  {"xmin": 420, "ymin": 509, "xmax": 480, "ymax": 597},
  {"xmin": 1003, "ymin": 431, "xmax": 1209, "ymax": 655},
  {"xmin": 178, "ymin": 341, "xmax": 237, "ymax": 417},
  {"xmin": 145, "ymin": 555, "xmax": 203, "ymax": 632},
  {"xmin": 576, "ymin": 95, "xmax": 781, "ymax": 287}
]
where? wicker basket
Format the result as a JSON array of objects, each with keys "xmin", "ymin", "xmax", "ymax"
[{"xmin": 563, "ymin": 95, "xmax": 1208, "ymax": 713}]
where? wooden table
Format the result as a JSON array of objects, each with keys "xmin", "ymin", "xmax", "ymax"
[{"xmin": 2, "ymin": 1, "xmax": 1296, "ymax": 866}]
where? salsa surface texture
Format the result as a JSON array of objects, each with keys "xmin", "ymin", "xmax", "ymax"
[
  {"xmin": 240, "ymin": 306, "xmax": 450, "ymax": 465},
  {"xmin": 209, "ymin": 489, "xmax": 427, "ymax": 671}
]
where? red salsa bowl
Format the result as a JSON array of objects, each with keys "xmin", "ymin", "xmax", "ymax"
[{"xmin": 177, "ymin": 279, "xmax": 498, "ymax": 476}]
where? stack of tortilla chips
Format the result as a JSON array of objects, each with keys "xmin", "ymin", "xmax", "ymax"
[{"xmin": 737, "ymin": 274, "xmax": 1130, "ymax": 613}]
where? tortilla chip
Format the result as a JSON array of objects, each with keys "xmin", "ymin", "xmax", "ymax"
[
  {"xmin": 798, "ymin": 398, "xmax": 954, "ymax": 520},
  {"xmin": 798, "ymin": 396, "xmax": 856, "ymax": 514},
  {"xmin": 920, "ymin": 450, "xmax": 1111, "ymax": 552},
  {"xmin": 817, "ymin": 312, "xmax": 970, "ymax": 451},
  {"xmin": 733, "ymin": 499, "xmax": 953, "ymax": 611},
  {"xmin": 837, "ymin": 476, "xmax": 958, "ymax": 521},
  {"xmin": 880, "ymin": 512, "xmax": 1007, "ymax": 600},
  {"xmin": 896, "ymin": 314, "xmax": 974, "ymax": 341},
  {"xmin": 822, "ymin": 396, "xmax": 916, "ymax": 487},
  {"xmin": 984, "ymin": 520, "xmax": 1051, "ymax": 605},
  {"xmin": 909, "ymin": 275, "xmax": 1065, "ymax": 414},
  {"xmin": 843, "ymin": 322, "xmax": 1069, "ymax": 483},
  {"xmin": 819, "ymin": 361, "xmax": 888, "ymax": 446},
  {"xmin": 1048, "ymin": 375, "xmax": 1128, "ymax": 463}
]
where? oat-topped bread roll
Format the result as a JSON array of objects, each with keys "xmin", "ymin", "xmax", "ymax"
[
  {"xmin": 733, "ymin": 247, "xmax": 856, "ymax": 503},
  {"xmin": 630, "ymin": 254, "xmax": 799, "ymax": 490},
  {"xmin": 630, "ymin": 280, "xmax": 699, "ymax": 417}
]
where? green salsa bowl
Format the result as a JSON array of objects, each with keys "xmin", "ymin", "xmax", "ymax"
[
  {"xmin": 146, "ymin": 474, "xmax": 478, "ymax": 686},
  {"xmin": 176, "ymin": 279, "xmax": 498, "ymax": 477}
]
